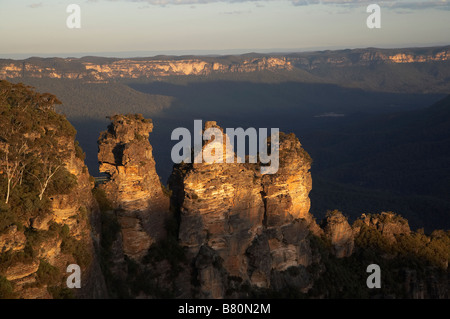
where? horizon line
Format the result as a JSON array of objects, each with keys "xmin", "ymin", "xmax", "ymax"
[{"xmin": 1, "ymin": 42, "xmax": 450, "ymax": 60}]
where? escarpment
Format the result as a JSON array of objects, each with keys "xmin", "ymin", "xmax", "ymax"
[
  {"xmin": 0, "ymin": 57, "xmax": 293, "ymax": 81},
  {"xmin": 1, "ymin": 46, "xmax": 449, "ymax": 81}
]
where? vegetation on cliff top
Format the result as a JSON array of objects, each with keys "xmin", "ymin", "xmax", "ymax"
[
  {"xmin": 0, "ymin": 80, "xmax": 93, "ymax": 299},
  {"xmin": 0, "ymin": 80, "xmax": 79, "ymax": 232}
]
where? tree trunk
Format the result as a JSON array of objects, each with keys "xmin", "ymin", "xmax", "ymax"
[{"xmin": 5, "ymin": 178, "xmax": 10, "ymax": 204}]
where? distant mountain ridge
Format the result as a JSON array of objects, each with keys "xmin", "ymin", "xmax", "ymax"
[
  {"xmin": 1, "ymin": 45, "xmax": 449, "ymax": 83},
  {"xmin": 0, "ymin": 56, "xmax": 293, "ymax": 81},
  {"xmin": 288, "ymin": 45, "xmax": 450, "ymax": 69}
]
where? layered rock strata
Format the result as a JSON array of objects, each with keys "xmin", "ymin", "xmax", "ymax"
[
  {"xmin": 98, "ymin": 114, "xmax": 170, "ymax": 260},
  {"xmin": 321, "ymin": 210, "xmax": 354, "ymax": 258},
  {"xmin": 0, "ymin": 123, "xmax": 107, "ymax": 299},
  {"xmin": 169, "ymin": 121, "xmax": 318, "ymax": 296},
  {"xmin": 1, "ymin": 47, "xmax": 449, "ymax": 80}
]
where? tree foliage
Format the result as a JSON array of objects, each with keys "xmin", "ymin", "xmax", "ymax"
[{"xmin": 0, "ymin": 80, "xmax": 78, "ymax": 232}]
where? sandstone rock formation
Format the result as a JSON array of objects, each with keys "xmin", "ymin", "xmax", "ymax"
[
  {"xmin": 261, "ymin": 132, "xmax": 318, "ymax": 230},
  {"xmin": 0, "ymin": 226, "xmax": 26, "ymax": 253},
  {"xmin": 3, "ymin": 82, "xmax": 448, "ymax": 299},
  {"xmin": 321, "ymin": 210, "xmax": 354, "ymax": 258},
  {"xmin": 169, "ymin": 121, "xmax": 318, "ymax": 296},
  {"xmin": 246, "ymin": 219, "xmax": 313, "ymax": 291},
  {"xmin": 353, "ymin": 211, "xmax": 411, "ymax": 242},
  {"xmin": 98, "ymin": 114, "xmax": 170, "ymax": 260},
  {"xmin": 169, "ymin": 121, "xmax": 265, "ymax": 278},
  {"xmin": 0, "ymin": 118, "xmax": 107, "ymax": 299}
]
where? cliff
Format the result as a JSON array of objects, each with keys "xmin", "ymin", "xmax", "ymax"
[
  {"xmin": 289, "ymin": 46, "xmax": 450, "ymax": 69},
  {"xmin": 168, "ymin": 121, "xmax": 319, "ymax": 297},
  {"xmin": 97, "ymin": 114, "xmax": 170, "ymax": 260},
  {"xmin": 0, "ymin": 81, "xmax": 107, "ymax": 299},
  {"xmin": 1, "ymin": 46, "xmax": 449, "ymax": 81},
  {"xmin": 0, "ymin": 57, "xmax": 292, "ymax": 81}
]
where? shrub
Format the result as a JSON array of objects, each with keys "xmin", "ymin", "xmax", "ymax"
[
  {"xmin": 36, "ymin": 260, "xmax": 60, "ymax": 286},
  {"xmin": 92, "ymin": 188, "xmax": 113, "ymax": 212},
  {"xmin": 24, "ymin": 228, "xmax": 58, "ymax": 259},
  {"xmin": 0, "ymin": 276, "xmax": 15, "ymax": 299},
  {"xmin": 161, "ymin": 183, "xmax": 172, "ymax": 198},
  {"xmin": 0, "ymin": 250, "xmax": 34, "ymax": 274},
  {"xmin": 48, "ymin": 286, "xmax": 74, "ymax": 299},
  {"xmin": 74, "ymin": 141, "xmax": 86, "ymax": 161},
  {"xmin": 46, "ymin": 167, "xmax": 78, "ymax": 196},
  {"xmin": 60, "ymin": 236, "xmax": 91, "ymax": 268},
  {"xmin": 0, "ymin": 205, "xmax": 17, "ymax": 234}
]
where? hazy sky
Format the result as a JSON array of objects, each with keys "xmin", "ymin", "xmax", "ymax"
[{"xmin": 1, "ymin": 0, "xmax": 449, "ymax": 58}]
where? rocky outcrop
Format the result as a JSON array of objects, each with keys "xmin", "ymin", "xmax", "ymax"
[
  {"xmin": 353, "ymin": 212, "xmax": 410, "ymax": 242},
  {"xmin": 246, "ymin": 219, "xmax": 313, "ymax": 291},
  {"xmin": 4, "ymin": 260, "xmax": 40, "ymax": 282},
  {"xmin": 169, "ymin": 121, "xmax": 265, "ymax": 280},
  {"xmin": 98, "ymin": 114, "xmax": 170, "ymax": 260},
  {"xmin": 98, "ymin": 115, "xmax": 164, "ymax": 211},
  {"xmin": 0, "ymin": 81, "xmax": 107, "ymax": 299},
  {"xmin": 349, "ymin": 212, "xmax": 448, "ymax": 299},
  {"xmin": 169, "ymin": 121, "xmax": 317, "ymax": 297},
  {"xmin": 0, "ymin": 226, "xmax": 26, "ymax": 253},
  {"xmin": 0, "ymin": 132, "xmax": 107, "ymax": 298},
  {"xmin": 261, "ymin": 133, "xmax": 318, "ymax": 231},
  {"xmin": 321, "ymin": 210, "xmax": 354, "ymax": 258}
]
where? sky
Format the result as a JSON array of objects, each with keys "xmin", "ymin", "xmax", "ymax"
[{"xmin": 0, "ymin": 0, "xmax": 449, "ymax": 58}]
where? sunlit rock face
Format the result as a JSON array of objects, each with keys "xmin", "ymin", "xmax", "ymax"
[
  {"xmin": 169, "ymin": 121, "xmax": 318, "ymax": 295},
  {"xmin": 261, "ymin": 132, "xmax": 314, "ymax": 228},
  {"xmin": 353, "ymin": 211, "xmax": 411, "ymax": 243},
  {"xmin": 0, "ymin": 57, "xmax": 293, "ymax": 81},
  {"xmin": 322, "ymin": 210, "xmax": 354, "ymax": 258},
  {"xmin": 169, "ymin": 121, "xmax": 265, "ymax": 279},
  {"xmin": 1, "ymin": 48, "xmax": 449, "ymax": 82},
  {"xmin": 98, "ymin": 114, "xmax": 170, "ymax": 260}
]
